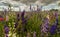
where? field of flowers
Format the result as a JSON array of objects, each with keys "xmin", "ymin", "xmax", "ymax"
[{"xmin": 0, "ymin": 10, "xmax": 60, "ymax": 37}]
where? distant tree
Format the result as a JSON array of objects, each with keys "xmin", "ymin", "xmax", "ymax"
[{"xmin": 58, "ymin": 3, "xmax": 60, "ymax": 6}]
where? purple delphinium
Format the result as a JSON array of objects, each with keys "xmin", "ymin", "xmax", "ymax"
[
  {"xmin": 55, "ymin": 12, "xmax": 58, "ymax": 25},
  {"xmin": 14, "ymin": 13, "xmax": 20, "ymax": 28},
  {"xmin": 21, "ymin": 10, "xmax": 27, "ymax": 32},
  {"xmin": 41, "ymin": 18, "xmax": 49, "ymax": 36},
  {"xmin": 30, "ymin": 5, "xmax": 31, "ymax": 11},
  {"xmin": 50, "ymin": 23, "xmax": 57, "ymax": 35},
  {"xmin": 50, "ymin": 12, "xmax": 58, "ymax": 35},
  {"xmin": 21, "ymin": 10, "xmax": 27, "ymax": 24},
  {"xmin": 4, "ymin": 25, "xmax": 9, "ymax": 34},
  {"xmin": 17, "ymin": 13, "xmax": 20, "ymax": 21},
  {"xmin": 43, "ymin": 18, "xmax": 49, "ymax": 31},
  {"xmin": 55, "ymin": 11, "xmax": 58, "ymax": 19},
  {"xmin": 21, "ymin": 10, "xmax": 25, "ymax": 18},
  {"xmin": 4, "ymin": 25, "xmax": 9, "ymax": 37}
]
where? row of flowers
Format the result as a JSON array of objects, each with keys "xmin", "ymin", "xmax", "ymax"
[{"xmin": 0, "ymin": 10, "xmax": 60, "ymax": 37}]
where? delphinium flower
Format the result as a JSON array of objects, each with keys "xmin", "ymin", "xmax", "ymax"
[
  {"xmin": 17, "ymin": 13, "xmax": 20, "ymax": 21},
  {"xmin": 33, "ymin": 31, "xmax": 36, "ymax": 37},
  {"xmin": 41, "ymin": 18, "xmax": 49, "ymax": 33},
  {"xmin": 21, "ymin": 10, "xmax": 25, "ymax": 18},
  {"xmin": 30, "ymin": 4, "xmax": 31, "ymax": 11},
  {"xmin": 4, "ymin": 25, "xmax": 9, "ymax": 37},
  {"xmin": 14, "ymin": 13, "xmax": 20, "ymax": 28},
  {"xmin": 21, "ymin": 10, "xmax": 26, "ymax": 24},
  {"xmin": 41, "ymin": 15, "xmax": 49, "ymax": 37},
  {"xmin": 50, "ymin": 11, "xmax": 58, "ymax": 35},
  {"xmin": 37, "ymin": 5, "xmax": 40, "ymax": 11},
  {"xmin": 50, "ymin": 23, "xmax": 57, "ymax": 35},
  {"xmin": 21, "ymin": 10, "xmax": 27, "ymax": 32},
  {"xmin": 55, "ymin": 11, "xmax": 58, "ymax": 25},
  {"xmin": 54, "ymin": 10, "xmax": 58, "ymax": 19}
]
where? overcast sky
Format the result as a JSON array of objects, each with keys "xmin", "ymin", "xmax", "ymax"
[
  {"xmin": 0, "ymin": 0, "xmax": 60, "ymax": 5},
  {"xmin": 13, "ymin": 0, "xmax": 60, "ymax": 4}
]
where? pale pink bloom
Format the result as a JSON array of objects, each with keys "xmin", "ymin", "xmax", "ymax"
[
  {"xmin": 33, "ymin": 31, "xmax": 36, "ymax": 37},
  {"xmin": 6, "ymin": 15, "xmax": 9, "ymax": 21}
]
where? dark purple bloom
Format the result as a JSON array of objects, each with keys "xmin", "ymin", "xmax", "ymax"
[
  {"xmin": 21, "ymin": 10, "xmax": 27, "ymax": 32},
  {"xmin": 50, "ymin": 12, "xmax": 58, "ymax": 35},
  {"xmin": 4, "ymin": 25, "xmax": 9, "ymax": 34},
  {"xmin": 50, "ymin": 24, "xmax": 57, "ymax": 35},
  {"xmin": 21, "ymin": 10, "xmax": 26, "ymax": 24},
  {"xmin": 21, "ymin": 10, "xmax": 25, "ymax": 17},
  {"xmin": 17, "ymin": 13, "xmax": 20, "ymax": 21},
  {"xmin": 55, "ymin": 12, "xmax": 58, "ymax": 25},
  {"xmin": 30, "ymin": 5, "xmax": 31, "ymax": 10},
  {"xmin": 55, "ymin": 19, "xmax": 58, "ymax": 25},
  {"xmin": 50, "ymin": 20, "xmax": 57, "ymax": 35}
]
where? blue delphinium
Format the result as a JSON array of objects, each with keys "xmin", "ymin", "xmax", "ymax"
[
  {"xmin": 50, "ymin": 12, "xmax": 58, "ymax": 35},
  {"xmin": 4, "ymin": 25, "xmax": 9, "ymax": 37},
  {"xmin": 50, "ymin": 23, "xmax": 57, "ymax": 35}
]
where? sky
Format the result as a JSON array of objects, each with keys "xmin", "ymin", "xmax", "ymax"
[
  {"xmin": 0, "ymin": 0, "xmax": 60, "ymax": 11},
  {"xmin": 0, "ymin": 0, "xmax": 60, "ymax": 5}
]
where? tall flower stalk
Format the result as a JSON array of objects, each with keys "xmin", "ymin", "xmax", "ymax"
[
  {"xmin": 50, "ymin": 11, "xmax": 58, "ymax": 35},
  {"xmin": 41, "ymin": 15, "xmax": 49, "ymax": 37},
  {"xmin": 21, "ymin": 10, "xmax": 28, "ymax": 37},
  {"xmin": 14, "ymin": 13, "xmax": 20, "ymax": 28},
  {"xmin": 4, "ymin": 25, "xmax": 9, "ymax": 37}
]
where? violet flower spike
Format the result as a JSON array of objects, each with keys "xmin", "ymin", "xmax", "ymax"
[
  {"xmin": 4, "ymin": 25, "xmax": 9, "ymax": 37},
  {"xmin": 50, "ymin": 14, "xmax": 58, "ymax": 35},
  {"xmin": 50, "ymin": 24, "xmax": 57, "ymax": 35},
  {"xmin": 4, "ymin": 25, "xmax": 9, "ymax": 34},
  {"xmin": 41, "ymin": 18, "xmax": 49, "ymax": 33},
  {"xmin": 21, "ymin": 10, "xmax": 25, "ymax": 17}
]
